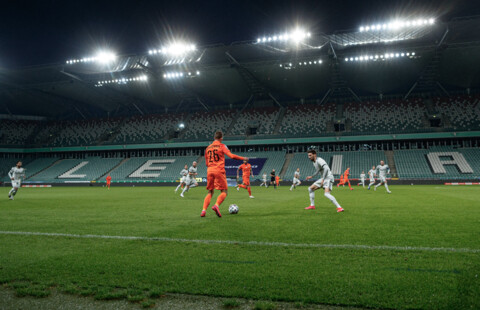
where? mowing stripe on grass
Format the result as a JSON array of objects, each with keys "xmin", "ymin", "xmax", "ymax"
[{"xmin": 1, "ymin": 231, "xmax": 479, "ymax": 254}]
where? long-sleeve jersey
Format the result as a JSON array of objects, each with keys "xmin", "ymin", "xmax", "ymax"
[
  {"xmin": 312, "ymin": 157, "xmax": 333, "ymax": 180},
  {"xmin": 180, "ymin": 169, "xmax": 188, "ymax": 177},
  {"xmin": 8, "ymin": 167, "xmax": 25, "ymax": 181}
]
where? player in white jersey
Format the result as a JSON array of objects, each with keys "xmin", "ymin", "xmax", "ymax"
[
  {"xmin": 305, "ymin": 150, "xmax": 344, "ymax": 212},
  {"xmin": 8, "ymin": 161, "xmax": 26, "ymax": 200},
  {"xmin": 367, "ymin": 166, "xmax": 376, "ymax": 190},
  {"xmin": 357, "ymin": 171, "xmax": 366, "ymax": 188},
  {"xmin": 290, "ymin": 168, "xmax": 301, "ymax": 191},
  {"xmin": 180, "ymin": 161, "xmax": 198, "ymax": 197},
  {"xmin": 374, "ymin": 160, "xmax": 391, "ymax": 193},
  {"xmin": 175, "ymin": 165, "xmax": 189, "ymax": 193},
  {"xmin": 259, "ymin": 173, "xmax": 267, "ymax": 187}
]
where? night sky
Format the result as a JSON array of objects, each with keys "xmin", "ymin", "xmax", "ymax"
[{"xmin": 1, "ymin": 0, "xmax": 479, "ymax": 68}]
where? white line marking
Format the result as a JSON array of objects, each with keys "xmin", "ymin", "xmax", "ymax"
[{"xmin": 0, "ymin": 231, "xmax": 479, "ymax": 253}]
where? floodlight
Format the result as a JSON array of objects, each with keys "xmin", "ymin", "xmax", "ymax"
[
  {"xmin": 96, "ymin": 52, "xmax": 116, "ymax": 63},
  {"xmin": 196, "ymin": 71, "xmax": 200, "ymax": 75},
  {"xmin": 359, "ymin": 26, "xmax": 364, "ymax": 32}
]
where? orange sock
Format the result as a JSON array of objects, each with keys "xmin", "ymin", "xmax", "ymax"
[
  {"xmin": 247, "ymin": 187, "xmax": 251, "ymax": 196},
  {"xmin": 347, "ymin": 182, "xmax": 352, "ymax": 190},
  {"xmin": 215, "ymin": 192, "xmax": 227, "ymax": 206},
  {"xmin": 239, "ymin": 184, "xmax": 246, "ymax": 189},
  {"xmin": 203, "ymin": 193, "xmax": 212, "ymax": 211}
]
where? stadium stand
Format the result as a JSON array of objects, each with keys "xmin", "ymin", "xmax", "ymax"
[
  {"xmin": 279, "ymin": 103, "xmax": 335, "ymax": 137},
  {"xmin": 433, "ymin": 95, "xmax": 480, "ymax": 131},
  {"xmin": 283, "ymin": 151, "xmax": 385, "ymax": 180},
  {"xmin": 229, "ymin": 107, "xmax": 279, "ymax": 136},
  {"xmin": 181, "ymin": 110, "xmax": 235, "ymax": 141},
  {"xmin": 344, "ymin": 98, "xmax": 426, "ymax": 134},
  {"xmin": 394, "ymin": 146, "xmax": 480, "ymax": 179},
  {"xmin": 0, "ymin": 120, "xmax": 38, "ymax": 146},
  {"xmin": 112, "ymin": 113, "xmax": 187, "ymax": 144},
  {"xmin": 28, "ymin": 157, "xmax": 122, "ymax": 183},
  {"xmin": 50, "ymin": 119, "xmax": 122, "ymax": 147},
  {"xmin": 106, "ymin": 156, "xmax": 198, "ymax": 182}
]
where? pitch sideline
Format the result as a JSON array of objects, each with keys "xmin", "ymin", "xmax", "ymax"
[{"xmin": 0, "ymin": 230, "xmax": 478, "ymax": 254}]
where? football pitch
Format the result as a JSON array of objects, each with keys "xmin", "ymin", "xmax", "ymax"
[{"xmin": 0, "ymin": 185, "xmax": 479, "ymax": 309}]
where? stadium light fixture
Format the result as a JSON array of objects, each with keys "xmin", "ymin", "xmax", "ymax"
[
  {"xmin": 96, "ymin": 75, "xmax": 147, "ymax": 87},
  {"xmin": 148, "ymin": 43, "xmax": 196, "ymax": 57},
  {"xmin": 279, "ymin": 59, "xmax": 322, "ymax": 69},
  {"xmin": 66, "ymin": 51, "xmax": 117, "ymax": 65},
  {"xmin": 358, "ymin": 18, "xmax": 435, "ymax": 32},
  {"xmin": 343, "ymin": 51, "xmax": 417, "ymax": 63},
  {"xmin": 163, "ymin": 70, "xmax": 200, "ymax": 80},
  {"xmin": 256, "ymin": 28, "xmax": 310, "ymax": 44}
]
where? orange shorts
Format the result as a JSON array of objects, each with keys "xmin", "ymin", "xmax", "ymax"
[
  {"xmin": 206, "ymin": 170, "xmax": 228, "ymax": 190},
  {"xmin": 242, "ymin": 176, "xmax": 250, "ymax": 186}
]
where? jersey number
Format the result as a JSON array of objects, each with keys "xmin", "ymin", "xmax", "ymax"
[{"xmin": 208, "ymin": 150, "xmax": 220, "ymax": 162}]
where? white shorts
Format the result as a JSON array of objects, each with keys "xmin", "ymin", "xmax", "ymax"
[
  {"xmin": 181, "ymin": 176, "xmax": 187, "ymax": 183},
  {"xmin": 12, "ymin": 180, "xmax": 21, "ymax": 188},
  {"xmin": 369, "ymin": 178, "xmax": 375, "ymax": 184},
  {"xmin": 313, "ymin": 175, "xmax": 334, "ymax": 190},
  {"xmin": 185, "ymin": 178, "xmax": 197, "ymax": 187},
  {"xmin": 293, "ymin": 178, "xmax": 301, "ymax": 185},
  {"xmin": 379, "ymin": 176, "xmax": 387, "ymax": 183},
  {"xmin": 262, "ymin": 179, "xmax": 267, "ymax": 183}
]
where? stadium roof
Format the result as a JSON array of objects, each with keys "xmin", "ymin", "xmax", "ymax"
[{"xmin": 1, "ymin": 16, "xmax": 480, "ymax": 119}]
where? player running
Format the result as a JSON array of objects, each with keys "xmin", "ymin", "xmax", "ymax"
[
  {"xmin": 175, "ymin": 165, "xmax": 189, "ymax": 193},
  {"xmin": 337, "ymin": 167, "xmax": 353, "ymax": 190},
  {"xmin": 8, "ymin": 161, "xmax": 26, "ymax": 200},
  {"xmin": 180, "ymin": 162, "xmax": 198, "ymax": 197},
  {"xmin": 236, "ymin": 159, "xmax": 254, "ymax": 198},
  {"xmin": 374, "ymin": 160, "xmax": 391, "ymax": 193},
  {"xmin": 201, "ymin": 131, "xmax": 246, "ymax": 217},
  {"xmin": 367, "ymin": 166, "xmax": 376, "ymax": 190},
  {"xmin": 275, "ymin": 175, "xmax": 280, "ymax": 187},
  {"xmin": 106, "ymin": 175, "xmax": 112, "ymax": 189},
  {"xmin": 357, "ymin": 171, "xmax": 366, "ymax": 188},
  {"xmin": 290, "ymin": 168, "xmax": 301, "ymax": 191},
  {"xmin": 305, "ymin": 150, "xmax": 344, "ymax": 212},
  {"xmin": 259, "ymin": 173, "xmax": 268, "ymax": 187}
]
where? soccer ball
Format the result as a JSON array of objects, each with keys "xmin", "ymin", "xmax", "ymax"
[{"xmin": 228, "ymin": 204, "xmax": 239, "ymax": 214}]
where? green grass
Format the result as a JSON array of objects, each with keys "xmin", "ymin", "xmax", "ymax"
[{"xmin": 0, "ymin": 185, "xmax": 479, "ymax": 309}]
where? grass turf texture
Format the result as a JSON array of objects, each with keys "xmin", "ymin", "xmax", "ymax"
[{"xmin": 0, "ymin": 185, "xmax": 479, "ymax": 309}]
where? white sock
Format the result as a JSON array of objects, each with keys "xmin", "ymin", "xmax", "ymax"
[
  {"xmin": 181, "ymin": 187, "xmax": 188, "ymax": 195},
  {"xmin": 175, "ymin": 184, "xmax": 182, "ymax": 191},
  {"xmin": 9, "ymin": 188, "xmax": 14, "ymax": 196},
  {"xmin": 324, "ymin": 192, "xmax": 341, "ymax": 208},
  {"xmin": 189, "ymin": 183, "xmax": 198, "ymax": 189},
  {"xmin": 385, "ymin": 183, "xmax": 390, "ymax": 191},
  {"xmin": 290, "ymin": 185, "xmax": 294, "ymax": 190},
  {"xmin": 308, "ymin": 188, "xmax": 315, "ymax": 206},
  {"xmin": 374, "ymin": 183, "xmax": 381, "ymax": 188}
]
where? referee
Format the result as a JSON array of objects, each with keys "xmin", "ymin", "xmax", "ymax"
[{"xmin": 269, "ymin": 169, "xmax": 276, "ymax": 189}]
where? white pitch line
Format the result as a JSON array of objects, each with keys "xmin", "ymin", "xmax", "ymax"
[{"xmin": 0, "ymin": 231, "xmax": 479, "ymax": 254}]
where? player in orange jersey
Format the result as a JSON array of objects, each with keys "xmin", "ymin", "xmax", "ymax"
[
  {"xmin": 337, "ymin": 167, "xmax": 353, "ymax": 190},
  {"xmin": 106, "ymin": 175, "xmax": 112, "ymax": 190},
  {"xmin": 275, "ymin": 175, "xmax": 280, "ymax": 187},
  {"xmin": 201, "ymin": 131, "xmax": 246, "ymax": 218},
  {"xmin": 236, "ymin": 159, "xmax": 254, "ymax": 199}
]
